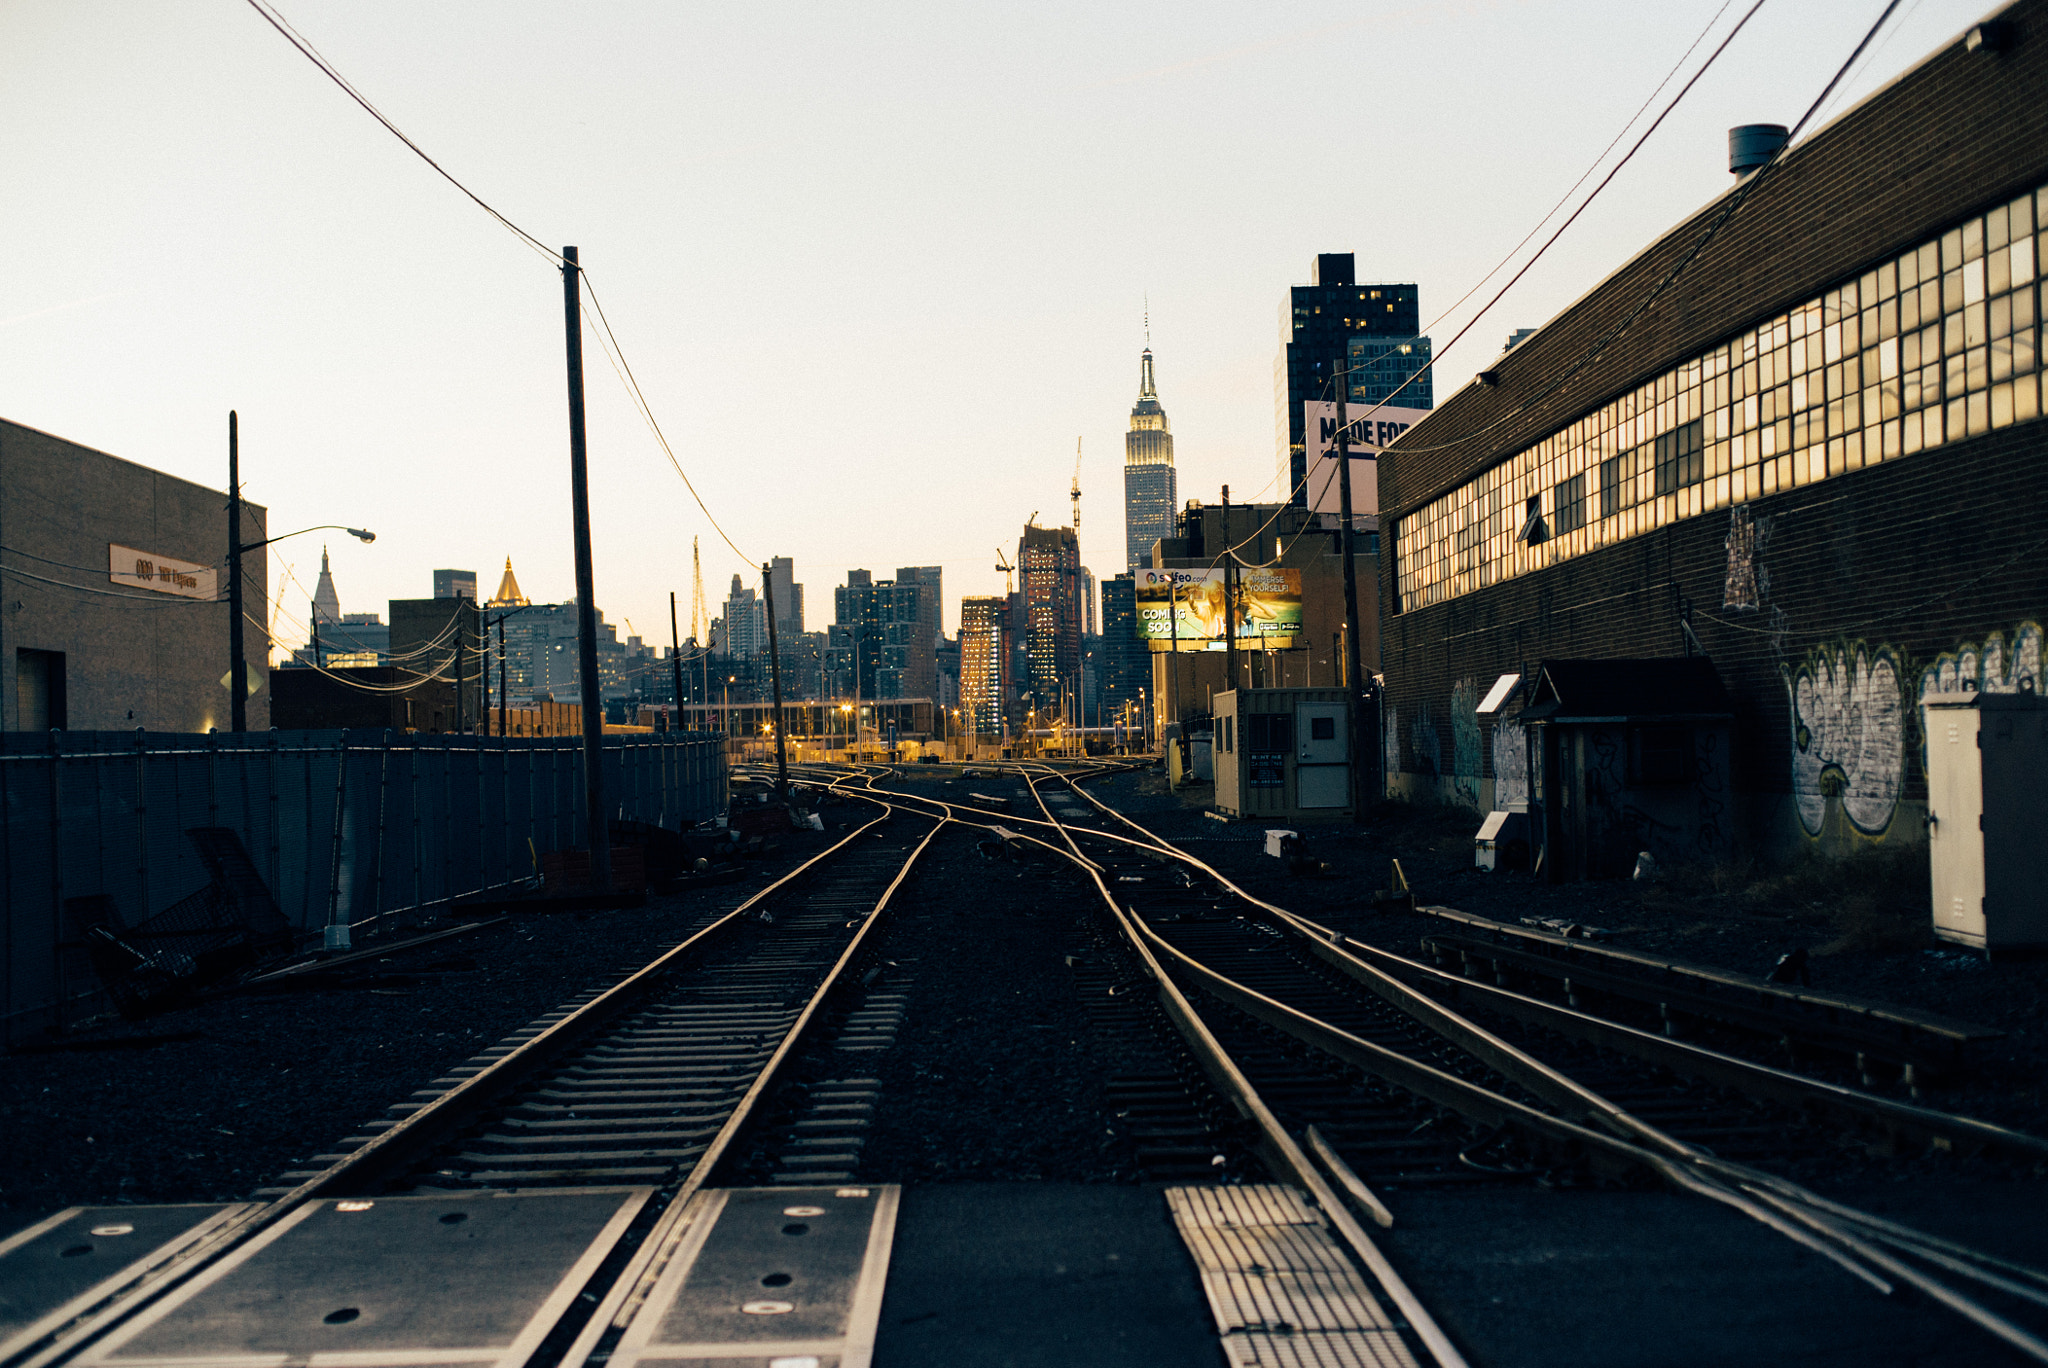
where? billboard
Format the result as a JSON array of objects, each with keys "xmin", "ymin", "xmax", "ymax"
[
  {"xmin": 1134, "ymin": 567, "xmax": 1301, "ymax": 652},
  {"xmin": 1303, "ymin": 401, "xmax": 1431, "ymax": 515}
]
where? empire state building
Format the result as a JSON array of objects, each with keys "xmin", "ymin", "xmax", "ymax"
[{"xmin": 1122, "ymin": 345, "xmax": 1176, "ymax": 570}]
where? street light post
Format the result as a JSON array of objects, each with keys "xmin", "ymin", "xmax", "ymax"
[{"xmin": 224, "ymin": 411, "xmax": 375, "ymax": 733}]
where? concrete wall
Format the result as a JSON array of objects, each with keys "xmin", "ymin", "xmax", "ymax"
[{"xmin": 0, "ymin": 418, "xmax": 267, "ymax": 733}]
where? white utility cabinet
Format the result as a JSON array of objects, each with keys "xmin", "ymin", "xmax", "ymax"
[{"xmin": 1923, "ymin": 693, "xmax": 2048, "ymax": 951}]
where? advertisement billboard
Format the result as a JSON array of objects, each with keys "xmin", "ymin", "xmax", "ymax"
[
  {"xmin": 108, "ymin": 543, "xmax": 218, "ymax": 600},
  {"xmin": 1303, "ymin": 401, "xmax": 1431, "ymax": 515},
  {"xmin": 1134, "ymin": 567, "xmax": 1301, "ymax": 652}
]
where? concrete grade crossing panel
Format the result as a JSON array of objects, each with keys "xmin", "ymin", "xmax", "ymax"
[
  {"xmin": 609, "ymin": 1185, "xmax": 899, "ymax": 1368},
  {"xmin": 75, "ymin": 1188, "xmax": 650, "ymax": 1368},
  {"xmin": 0, "ymin": 1205, "xmax": 251, "ymax": 1365}
]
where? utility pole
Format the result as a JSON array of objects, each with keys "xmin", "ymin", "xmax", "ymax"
[
  {"xmin": 760, "ymin": 564, "xmax": 790, "ymax": 799},
  {"xmin": 227, "ymin": 411, "xmax": 247, "ymax": 734},
  {"xmin": 454, "ymin": 602, "xmax": 468, "ymax": 733},
  {"xmin": 562, "ymin": 245, "xmax": 610, "ymax": 889},
  {"xmin": 1166, "ymin": 572, "xmax": 1180, "ymax": 759},
  {"xmin": 1334, "ymin": 363, "xmax": 1373, "ymax": 820},
  {"xmin": 1221, "ymin": 485, "xmax": 1237, "ymax": 700},
  {"xmin": 669, "ymin": 591, "xmax": 686, "ymax": 733},
  {"xmin": 498, "ymin": 616, "xmax": 508, "ymax": 738}
]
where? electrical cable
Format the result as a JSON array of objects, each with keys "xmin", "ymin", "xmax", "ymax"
[
  {"xmin": 1383, "ymin": 0, "xmax": 1904, "ymax": 465},
  {"xmin": 1196, "ymin": 0, "xmax": 1753, "ymax": 577},
  {"xmin": 0, "ymin": 561, "xmax": 218, "ymax": 605}
]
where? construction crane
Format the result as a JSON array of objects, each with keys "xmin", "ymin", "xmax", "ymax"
[
  {"xmin": 995, "ymin": 547, "xmax": 1015, "ymax": 596},
  {"xmin": 688, "ymin": 537, "xmax": 707, "ymax": 643},
  {"xmin": 1070, "ymin": 437, "xmax": 1082, "ymax": 530}
]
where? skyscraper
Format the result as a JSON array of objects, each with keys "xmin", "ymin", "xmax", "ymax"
[
  {"xmin": 958, "ymin": 595, "xmax": 1009, "ymax": 738},
  {"xmin": 1276, "ymin": 254, "xmax": 1430, "ymax": 504},
  {"xmin": 767, "ymin": 556, "xmax": 803, "ymax": 636},
  {"xmin": 1018, "ymin": 522, "xmax": 1081, "ymax": 712},
  {"xmin": 723, "ymin": 574, "xmax": 766, "ymax": 660},
  {"xmin": 1123, "ymin": 340, "xmax": 1176, "ymax": 570}
]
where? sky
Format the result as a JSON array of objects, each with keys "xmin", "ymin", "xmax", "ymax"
[{"xmin": 1, "ymin": 0, "xmax": 1999, "ymax": 661}]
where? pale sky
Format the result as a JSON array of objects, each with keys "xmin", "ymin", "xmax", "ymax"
[{"xmin": 1, "ymin": 0, "xmax": 1995, "ymax": 660}]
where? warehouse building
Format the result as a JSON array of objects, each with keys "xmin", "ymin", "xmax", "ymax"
[
  {"xmin": 1378, "ymin": 4, "xmax": 2048, "ymax": 867},
  {"xmin": 1, "ymin": 418, "xmax": 267, "ymax": 733}
]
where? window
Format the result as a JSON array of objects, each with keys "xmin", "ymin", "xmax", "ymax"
[
  {"xmin": 1246, "ymin": 713, "xmax": 1293, "ymax": 752},
  {"xmin": 1600, "ymin": 450, "xmax": 1633, "ymax": 518},
  {"xmin": 1654, "ymin": 419, "xmax": 1705, "ymax": 495},
  {"xmin": 1310, "ymin": 716, "xmax": 1336, "ymax": 741},
  {"xmin": 1517, "ymin": 494, "xmax": 1547, "ymax": 544},
  {"xmin": 1554, "ymin": 473, "xmax": 1587, "ymax": 535}
]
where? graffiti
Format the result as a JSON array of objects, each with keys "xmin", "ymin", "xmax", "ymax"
[
  {"xmin": 1723, "ymin": 505, "xmax": 1773, "ymax": 611},
  {"xmin": 1492, "ymin": 722, "xmax": 1529, "ymax": 807},
  {"xmin": 1383, "ymin": 703, "xmax": 1399, "ymax": 775},
  {"xmin": 1450, "ymin": 679, "xmax": 1482, "ymax": 807},
  {"xmin": 1409, "ymin": 699, "xmax": 1442, "ymax": 776},
  {"xmin": 1919, "ymin": 622, "xmax": 2044, "ymax": 703},
  {"xmin": 1787, "ymin": 643, "xmax": 1905, "ymax": 837}
]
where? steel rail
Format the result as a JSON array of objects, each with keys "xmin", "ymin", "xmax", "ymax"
[
  {"xmin": 1032, "ymin": 772, "xmax": 2048, "ymax": 1364},
  {"xmin": 12, "ymin": 795, "xmax": 904, "ymax": 1368},
  {"xmin": 560, "ymin": 808, "xmax": 948, "ymax": 1368},
  {"xmin": 1016, "ymin": 773, "xmax": 1473, "ymax": 1368}
]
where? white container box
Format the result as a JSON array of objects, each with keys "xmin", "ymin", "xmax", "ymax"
[{"xmin": 1924, "ymin": 693, "xmax": 2048, "ymax": 951}]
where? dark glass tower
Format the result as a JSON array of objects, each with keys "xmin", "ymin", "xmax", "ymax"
[
  {"xmin": 1123, "ymin": 344, "xmax": 1177, "ymax": 569},
  {"xmin": 1275, "ymin": 254, "xmax": 1428, "ymax": 505}
]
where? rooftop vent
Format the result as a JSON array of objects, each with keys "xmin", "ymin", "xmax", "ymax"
[{"xmin": 1728, "ymin": 124, "xmax": 1788, "ymax": 180}]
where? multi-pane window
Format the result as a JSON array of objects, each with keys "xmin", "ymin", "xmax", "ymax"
[
  {"xmin": 1554, "ymin": 473, "xmax": 1587, "ymax": 535},
  {"xmin": 1392, "ymin": 183, "xmax": 2046, "ymax": 613}
]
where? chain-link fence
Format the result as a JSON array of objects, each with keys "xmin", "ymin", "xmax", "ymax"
[{"xmin": 1, "ymin": 728, "xmax": 728, "ymax": 1043}]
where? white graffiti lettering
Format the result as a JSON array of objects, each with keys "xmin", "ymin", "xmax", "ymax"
[{"xmin": 1788, "ymin": 644, "xmax": 1904, "ymax": 837}]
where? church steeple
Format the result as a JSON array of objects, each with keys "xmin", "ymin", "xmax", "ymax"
[{"xmin": 311, "ymin": 545, "xmax": 340, "ymax": 626}]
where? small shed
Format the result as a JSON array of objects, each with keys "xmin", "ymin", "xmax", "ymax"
[
  {"xmin": 1213, "ymin": 687, "xmax": 1354, "ymax": 822},
  {"xmin": 1514, "ymin": 659, "xmax": 1734, "ymax": 880}
]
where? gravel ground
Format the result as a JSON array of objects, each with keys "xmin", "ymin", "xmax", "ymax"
[
  {"xmin": 1077, "ymin": 766, "xmax": 2048, "ymax": 1148},
  {"xmin": 0, "ymin": 830, "xmax": 832, "ymax": 1228}
]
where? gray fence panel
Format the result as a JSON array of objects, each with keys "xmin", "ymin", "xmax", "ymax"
[{"xmin": 1, "ymin": 730, "xmax": 726, "ymax": 1043}]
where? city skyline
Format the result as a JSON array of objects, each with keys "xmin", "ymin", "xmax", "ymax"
[{"xmin": 1, "ymin": 1, "xmax": 1994, "ymax": 658}]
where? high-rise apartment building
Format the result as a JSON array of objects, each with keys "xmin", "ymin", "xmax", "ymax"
[
  {"xmin": 723, "ymin": 574, "xmax": 766, "ymax": 660},
  {"xmin": 958, "ymin": 595, "xmax": 1010, "ymax": 737},
  {"xmin": 1018, "ymin": 523, "xmax": 1081, "ymax": 712},
  {"xmin": 433, "ymin": 569, "xmax": 478, "ymax": 601},
  {"xmin": 766, "ymin": 556, "xmax": 803, "ymax": 636},
  {"xmin": 1123, "ymin": 345, "xmax": 1177, "ymax": 569},
  {"xmin": 1276, "ymin": 254, "xmax": 1429, "ymax": 504},
  {"xmin": 1099, "ymin": 573, "xmax": 1145, "ymax": 732},
  {"xmin": 832, "ymin": 569, "xmax": 937, "ymax": 699}
]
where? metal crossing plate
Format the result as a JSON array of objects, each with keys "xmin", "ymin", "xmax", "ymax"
[
  {"xmin": 609, "ymin": 1185, "xmax": 899, "ymax": 1368},
  {"xmin": 0, "ymin": 1205, "xmax": 251, "ymax": 1365},
  {"xmin": 76, "ymin": 1187, "xmax": 650, "ymax": 1368},
  {"xmin": 1165, "ymin": 1186, "xmax": 1418, "ymax": 1368}
]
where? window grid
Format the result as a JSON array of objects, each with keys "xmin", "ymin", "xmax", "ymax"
[{"xmin": 1394, "ymin": 186, "xmax": 2046, "ymax": 613}]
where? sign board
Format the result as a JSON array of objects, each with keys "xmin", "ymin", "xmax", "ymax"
[
  {"xmin": 1134, "ymin": 567, "xmax": 1301, "ymax": 652},
  {"xmin": 1249, "ymin": 752, "xmax": 1286, "ymax": 788},
  {"xmin": 1303, "ymin": 401, "xmax": 1431, "ymax": 515},
  {"xmin": 109, "ymin": 544, "xmax": 218, "ymax": 600}
]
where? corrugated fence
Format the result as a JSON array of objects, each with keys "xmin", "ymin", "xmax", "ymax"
[{"xmin": 1, "ymin": 729, "xmax": 728, "ymax": 1043}]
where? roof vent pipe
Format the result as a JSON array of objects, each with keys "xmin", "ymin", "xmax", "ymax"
[{"xmin": 1728, "ymin": 124, "xmax": 1788, "ymax": 180}]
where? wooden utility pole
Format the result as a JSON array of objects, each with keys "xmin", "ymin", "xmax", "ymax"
[
  {"xmin": 761, "ymin": 563, "xmax": 791, "ymax": 799},
  {"xmin": 227, "ymin": 411, "xmax": 248, "ymax": 734},
  {"xmin": 1334, "ymin": 365, "xmax": 1373, "ymax": 819},
  {"xmin": 669, "ymin": 591, "xmax": 686, "ymax": 731},
  {"xmin": 561, "ymin": 246, "xmax": 610, "ymax": 889},
  {"xmin": 1221, "ymin": 485, "xmax": 1237, "ymax": 699}
]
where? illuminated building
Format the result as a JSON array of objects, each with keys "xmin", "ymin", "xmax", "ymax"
[
  {"xmin": 1123, "ymin": 345, "xmax": 1177, "ymax": 569},
  {"xmin": 959, "ymin": 595, "xmax": 1010, "ymax": 737},
  {"xmin": 1018, "ymin": 522, "xmax": 1080, "ymax": 712}
]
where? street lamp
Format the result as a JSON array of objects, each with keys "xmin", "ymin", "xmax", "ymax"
[{"xmin": 225, "ymin": 411, "xmax": 376, "ymax": 733}]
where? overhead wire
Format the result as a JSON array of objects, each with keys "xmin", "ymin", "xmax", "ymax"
[
  {"xmin": 1199, "ymin": 0, "xmax": 1761, "ymax": 577},
  {"xmin": 242, "ymin": 0, "xmax": 752, "ymax": 574}
]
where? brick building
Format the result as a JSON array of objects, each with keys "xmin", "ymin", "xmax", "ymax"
[{"xmin": 1378, "ymin": 2, "xmax": 2048, "ymax": 868}]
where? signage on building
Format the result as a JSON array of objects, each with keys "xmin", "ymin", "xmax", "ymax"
[
  {"xmin": 108, "ymin": 544, "xmax": 218, "ymax": 600},
  {"xmin": 1302, "ymin": 401, "xmax": 1430, "ymax": 515},
  {"xmin": 1133, "ymin": 568, "xmax": 1300, "ymax": 651}
]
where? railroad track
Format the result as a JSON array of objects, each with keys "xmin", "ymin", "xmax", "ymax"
[
  {"xmin": 803, "ymin": 757, "xmax": 2048, "ymax": 1364},
  {"xmin": 5, "ymin": 793, "xmax": 939, "ymax": 1368}
]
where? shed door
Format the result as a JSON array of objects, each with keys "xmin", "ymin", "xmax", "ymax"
[
  {"xmin": 1296, "ymin": 702, "xmax": 1349, "ymax": 808},
  {"xmin": 1926, "ymin": 706, "xmax": 1985, "ymax": 944}
]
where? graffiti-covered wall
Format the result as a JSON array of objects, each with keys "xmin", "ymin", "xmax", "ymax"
[{"xmin": 1381, "ymin": 417, "xmax": 2048, "ymax": 858}]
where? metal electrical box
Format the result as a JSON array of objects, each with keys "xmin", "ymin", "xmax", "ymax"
[{"xmin": 1924, "ymin": 693, "xmax": 2048, "ymax": 951}]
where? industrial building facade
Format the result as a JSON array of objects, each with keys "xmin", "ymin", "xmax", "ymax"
[
  {"xmin": 1, "ymin": 418, "xmax": 268, "ymax": 733},
  {"xmin": 1378, "ymin": 1, "xmax": 2048, "ymax": 864}
]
